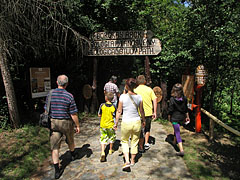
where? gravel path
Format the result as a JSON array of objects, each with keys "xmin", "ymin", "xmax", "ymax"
[{"xmin": 34, "ymin": 117, "xmax": 192, "ymax": 180}]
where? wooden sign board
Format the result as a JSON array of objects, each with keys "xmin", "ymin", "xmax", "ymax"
[
  {"xmin": 87, "ymin": 38, "xmax": 161, "ymax": 56},
  {"xmin": 83, "ymin": 84, "xmax": 92, "ymax": 100},
  {"xmin": 153, "ymin": 86, "xmax": 162, "ymax": 103},
  {"xmin": 85, "ymin": 30, "xmax": 162, "ymax": 56},
  {"xmin": 30, "ymin": 67, "xmax": 51, "ymax": 98},
  {"xmin": 182, "ymin": 75, "xmax": 194, "ymax": 101}
]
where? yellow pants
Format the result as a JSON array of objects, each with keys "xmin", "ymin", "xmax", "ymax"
[{"xmin": 121, "ymin": 120, "xmax": 141, "ymax": 154}]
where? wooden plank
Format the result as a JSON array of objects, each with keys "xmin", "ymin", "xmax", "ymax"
[
  {"xmin": 201, "ymin": 108, "xmax": 240, "ymax": 136},
  {"xmin": 87, "ymin": 38, "xmax": 161, "ymax": 56},
  {"xmin": 182, "ymin": 75, "xmax": 194, "ymax": 101},
  {"xmin": 90, "ymin": 30, "xmax": 153, "ymax": 40}
]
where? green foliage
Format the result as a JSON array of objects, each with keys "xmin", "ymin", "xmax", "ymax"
[
  {"xmin": 155, "ymin": 117, "xmax": 169, "ymax": 125},
  {"xmin": 0, "ymin": 125, "xmax": 50, "ymax": 179},
  {"xmin": 0, "ymin": 96, "xmax": 10, "ymax": 129},
  {"xmin": 161, "ymin": 121, "xmax": 239, "ymax": 179},
  {"xmin": 1, "ymin": 0, "xmax": 240, "ymax": 135}
]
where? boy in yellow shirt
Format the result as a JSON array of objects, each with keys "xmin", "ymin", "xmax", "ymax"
[{"xmin": 98, "ymin": 92, "xmax": 116, "ymax": 162}]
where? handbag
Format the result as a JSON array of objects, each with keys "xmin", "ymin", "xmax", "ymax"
[{"xmin": 39, "ymin": 90, "xmax": 53, "ymax": 128}]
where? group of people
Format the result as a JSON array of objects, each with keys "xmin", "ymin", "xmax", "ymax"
[
  {"xmin": 99, "ymin": 75, "xmax": 157, "ymax": 171},
  {"xmin": 44, "ymin": 74, "xmax": 190, "ymax": 179}
]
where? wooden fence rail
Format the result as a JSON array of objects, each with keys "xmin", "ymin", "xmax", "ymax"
[{"xmin": 201, "ymin": 108, "xmax": 240, "ymax": 140}]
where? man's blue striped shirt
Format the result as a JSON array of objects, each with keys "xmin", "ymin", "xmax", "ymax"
[{"xmin": 44, "ymin": 88, "xmax": 78, "ymax": 119}]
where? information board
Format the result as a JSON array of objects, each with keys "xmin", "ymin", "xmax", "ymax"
[{"xmin": 30, "ymin": 67, "xmax": 51, "ymax": 98}]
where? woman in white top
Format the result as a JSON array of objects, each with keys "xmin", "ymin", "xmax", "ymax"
[{"xmin": 114, "ymin": 78, "xmax": 145, "ymax": 171}]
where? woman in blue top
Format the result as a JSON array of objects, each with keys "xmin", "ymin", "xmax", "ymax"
[{"xmin": 168, "ymin": 83, "xmax": 190, "ymax": 157}]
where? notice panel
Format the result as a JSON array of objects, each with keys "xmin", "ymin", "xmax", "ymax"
[{"xmin": 30, "ymin": 67, "xmax": 51, "ymax": 98}]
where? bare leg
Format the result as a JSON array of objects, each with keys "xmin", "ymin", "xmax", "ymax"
[
  {"xmin": 145, "ymin": 132, "xmax": 150, "ymax": 144},
  {"xmin": 52, "ymin": 149, "xmax": 59, "ymax": 164},
  {"xmin": 109, "ymin": 143, "xmax": 113, "ymax": 151},
  {"xmin": 139, "ymin": 138, "xmax": 144, "ymax": 150},
  {"xmin": 101, "ymin": 144, "xmax": 105, "ymax": 154},
  {"xmin": 100, "ymin": 144, "xmax": 106, "ymax": 162},
  {"xmin": 178, "ymin": 142, "xmax": 184, "ymax": 152},
  {"xmin": 68, "ymin": 142, "xmax": 75, "ymax": 152},
  {"xmin": 131, "ymin": 154, "xmax": 136, "ymax": 164},
  {"xmin": 124, "ymin": 152, "xmax": 130, "ymax": 164}
]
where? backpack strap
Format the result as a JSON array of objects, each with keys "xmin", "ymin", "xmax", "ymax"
[{"xmin": 46, "ymin": 90, "xmax": 54, "ymax": 114}]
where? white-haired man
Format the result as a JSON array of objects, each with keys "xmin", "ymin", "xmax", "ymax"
[{"xmin": 44, "ymin": 75, "xmax": 80, "ymax": 179}]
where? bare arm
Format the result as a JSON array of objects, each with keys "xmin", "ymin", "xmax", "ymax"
[
  {"xmin": 185, "ymin": 112, "xmax": 190, "ymax": 122},
  {"xmin": 168, "ymin": 115, "xmax": 171, "ymax": 122},
  {"xmin": 152, "ymin": 98, "xmax": 157, "ymax": 120},
  {"xmin": 71, "ymin": 113, "xmax": 80, "ymax": 133},
  {"xmin": 139, "ymin": 101, "xmax": 146, "ymax": 127},
  {"xmin": 117, "ymin": 92, "xmax": 120, "ymax": 98},
  {"xmin": 114, "ymin": 101, "xmax": 123, "ymax": 129}
]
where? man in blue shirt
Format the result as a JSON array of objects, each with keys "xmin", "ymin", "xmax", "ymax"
[{"xmin": 45, "ymin": 74, "xmax": 80, "ymax": 179}]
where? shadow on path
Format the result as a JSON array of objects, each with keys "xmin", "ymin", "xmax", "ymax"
[
  {"xmin": 165, "ymin": 134, "xmax": 180, "ymax": 152},
  {"xmin": 60, "ymin": 144, "xmax": 93, "ymax": 170}
]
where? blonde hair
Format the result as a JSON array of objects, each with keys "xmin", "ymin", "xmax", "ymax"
[{"xmin": 105, "ymin": 92, "xmax": 114, "ymax": 102}]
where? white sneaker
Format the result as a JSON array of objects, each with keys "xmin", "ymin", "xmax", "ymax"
[{"xmin": 144, "ymin": 143, "xmax": 150, "ymax": 150}]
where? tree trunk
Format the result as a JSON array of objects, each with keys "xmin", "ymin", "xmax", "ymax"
[
  {"xmin": 145, "ymin": 56, "xmax": 152, "ymax": 85},
  {"xmin": 160, "ymin": 81, "xmax": 168, "ymax": 119},
  {"xmin": 90, "ymin": 57, "xmax": 98, "ymax": 113},
  {"xmin": 230, "ymin": 88, "xmax": 234, "ymax": 115},
  {"xmin": 0, "ymin": 44, "xmax": 20, "ymax": 128}
]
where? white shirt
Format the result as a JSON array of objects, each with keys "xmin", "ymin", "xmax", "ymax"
[{"xmin": 119, "ymin": 93, "xmax": 142, "ymax": 122}]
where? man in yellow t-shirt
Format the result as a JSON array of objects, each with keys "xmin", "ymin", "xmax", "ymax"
[
  {"xmin": 98, "ymin": 92, "xmax": 116, "ymax": 162},
  {"xmin": 134, "ymin": 75, "xmax": 157, "ymax": 152}
]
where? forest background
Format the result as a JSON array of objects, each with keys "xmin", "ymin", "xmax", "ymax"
[
  {"xmin": 0, "ymin": 0, "xmax": 240, "ymax": 179},
  {"xmin": 0, "ymin": 0, "xmax": 240, "ymax": 136}
]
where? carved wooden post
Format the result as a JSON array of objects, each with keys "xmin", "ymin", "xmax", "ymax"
[
  {"xmin": 209, "ymin": 118, "xmax": 214, "ymax": 141},
  {"xmin": 195, "ymin": 65, "xmax": 207, "ymax": 133},
  {"xmin": 195, "ymin": 85, "xmax": 203, "ymax": 133}
]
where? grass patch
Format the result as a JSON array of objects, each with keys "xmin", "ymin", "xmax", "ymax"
[
  {"xmin": 0, "ymin": 125, "xmax": 50, "ymax": 180},
  {"xmin": 160, "ymin": 120, "xmax": 240, "ymax": 180}
]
